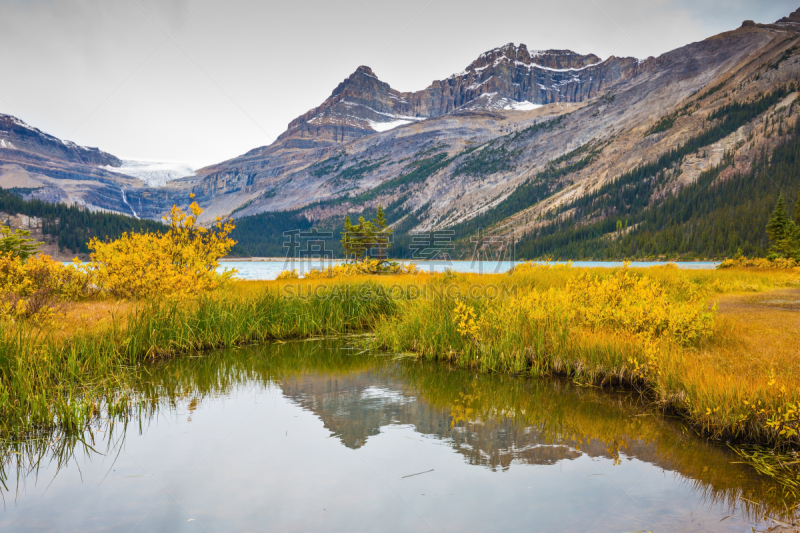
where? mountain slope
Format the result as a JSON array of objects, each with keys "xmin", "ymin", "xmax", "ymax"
[
  {"xmin": 226, "ymin": 16, "xmax": 792, "ymax": 257},
  {"xmin": 0, "ymin": 114, "xmax": 180, "ymax": 217},
  {"xmin": 276, "ymin": 45, "xmax": 638, "ymax": 148}
]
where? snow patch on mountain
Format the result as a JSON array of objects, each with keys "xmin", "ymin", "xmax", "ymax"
[
  {"xmin": 368, "ymin": 119, "xmax": 418, "ymax": 132},
  {"xmin": 503, "ymin": 100, "xmax": 542, "ymax": 111},
  {"xmin": 462, "ymin": 93, "xmax": 542, "ymax": 112},
  {"xmin": 107, "ymin": 160, "xmax": 196, "ymax": 187}
]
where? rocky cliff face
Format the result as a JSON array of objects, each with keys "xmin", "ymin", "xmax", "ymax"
[
  {"xmin": 278, "ymin": 44, "xmax": 640, "ymax": 147},
  {"xmin": 0, "ymin": 114, "xmax": 121, "ymax": 167},
  {"xmin": 776, "ymin": 7, "xmax": 800, "ymax": 24},
  {"xmin": 277, "ymin": 66, "xmax": 422, "ymax": 148},
  {"xmin": 0, "ymin": 114, "xmax": 156, "ymax": 217},
  {"xmin": 420, "ymin": 44, "xmax": 638, "ymax": 114}
]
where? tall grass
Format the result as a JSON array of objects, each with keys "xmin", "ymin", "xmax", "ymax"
[
  {"xmin": 374, "ymin": 265, "xmax": 800, "ymax": 449},
  {"xmin": 1, "ymin": 265, "xmax": 798, "ymax": 467},
  {"xmin": 0, "ymin": 280, "xmax": 398, "ymax": 435}
]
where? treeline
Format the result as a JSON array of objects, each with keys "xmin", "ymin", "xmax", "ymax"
[
  {"xmin": 230, "ymin": 197, "xmax": 417, "ymax": 258},
  {"xmin": 0, "ymin": 187, "xmax": 164, "ymax": 254},
  {"xmin": 229, "ymin": 209, "xmax": 316, "ymax": 257},
  {"xmin": 558, "ymin": 86, "xmax": 794, "ymax": 223},
  {"xmin": 517, "ymin": 119, "xmax": 800, "ymax": 259}
]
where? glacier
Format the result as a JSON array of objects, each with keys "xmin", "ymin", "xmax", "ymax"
[{"xmin": 106, "ymin": 160, "xmax": 196, "ymax": 187}]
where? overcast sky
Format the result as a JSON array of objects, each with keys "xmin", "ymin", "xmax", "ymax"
[{"xmin": 0, "ymin": 0, "xmax": 795, "ymax": 167}]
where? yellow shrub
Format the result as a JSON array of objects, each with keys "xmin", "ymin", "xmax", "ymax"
[
  {"xmin": 303, "ymin": 259, "xmax": 418, "ymax": 279},
  {"xmin": 719, "ymin": 256, "xmax": 800, "ymax": 270},
  {"xmin": 276, "ymin": 269, "xmax": 300, "ymax": 280},
  {"xmin": 452, "ymin": 266, "xmax": 715, "ymax": 379},
  {"xmin": 565, "ymin": 267, "xmax": 715, "ymax": 344},
  {"xmin": 0, "ymin": 254, "xmax": 94, "ymax": 321},
  {"xmin": 88, "ymin": 201, "xmax": 236, "ymax": 300}
]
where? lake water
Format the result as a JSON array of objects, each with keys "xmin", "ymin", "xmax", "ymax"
[
  {"xmin": 221, "ymin": 260, "xmax": 720, "ymax": 280},
  {"xmin": 1, "ymin": 339, "xmax": 787, "ymax": 532}
]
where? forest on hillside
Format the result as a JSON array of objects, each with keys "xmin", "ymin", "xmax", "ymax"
[
  {"xmin": 0, "ymin": 188, "xmax": 165, "ymax": 254},
  {"xmin": 517, "ymin": 93, "xmax": 800, "ymax": 260},
  {"xmin": 202, "ymin": 87, "xmax": 800, "ymax": 261}
]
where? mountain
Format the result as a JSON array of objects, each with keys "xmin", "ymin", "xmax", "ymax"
[
  {"xmin": 0, "ymin": 115, "xmax": 171, "ymax": 253},
  {"xmin": 0, "ymin": 114, "xmax": 197, "ymax": 219},
  {"xmin": 221, "ymin": 12, "xmax": 800, "ymax": 259},
  {"xmin": 277, "ymin": 46, "xmax": 638, "ymax": 148},
  {"xmin": 0, "ymin": 114, "xmax": 121, "ymax": 167},
  {"xmin": 4, "ymin": 8, "xmax": 800, "ymax": 260}
]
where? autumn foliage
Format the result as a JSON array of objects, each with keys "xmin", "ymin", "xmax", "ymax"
[
  {"xmin": 88, "ymin": 200, "xmax": 236, "ymax": 299},
  {"xmin": 0, "ymin": 199, "xmax": 236, "ymax": 321}
]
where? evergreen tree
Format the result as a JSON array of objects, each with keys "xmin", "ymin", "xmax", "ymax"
[
  {"xmin": 341, "ymin": 215, "xmax": 354, "ymax": 259},
  {"xmin": 0, "ymin": 225, "xmax": 42, "ymax": 261},
  {"xmin": 795, "ymin": 186, "xmax": 800, "ymax": 226},
  {"xmin": 372, "ymin": 204, "xmax": 393, "ymax": 263},
  {"xmin": 339, "ymin": 207, "xmax": 395, "ymax": 263},
  {"xmin": 766, "ymin": 193, "xmax": 800, "ymax": 259},
  {"xmin": 355, "ymin": 216, "xmax": 375, "ymax": 261},
  {"xmin": 340, "ymin": 215, "xmax": 375, "ymax": 261}
]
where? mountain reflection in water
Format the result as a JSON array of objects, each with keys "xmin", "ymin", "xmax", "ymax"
[{"xmin": 0, "ymin": 339, "xmax": 795, "ymax": 532}]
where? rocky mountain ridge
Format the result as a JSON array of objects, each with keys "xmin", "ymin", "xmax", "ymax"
[
  {"xmin": 3, "ymin": 8, "xmax": 800, "ymax": 261},
  {"xmin": 275, "ymin": 44, "xmax": 640, "ymax": 148},
  {"xmin": 191, "ymin": 18, "xmax": 778, "ymax": 229},
  {"xmin": 0, "ymin": 114, "xmax": 121, "ymax": 167}
]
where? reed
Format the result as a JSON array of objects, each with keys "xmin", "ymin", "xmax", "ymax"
[
  {"xmin": 373, "ymin": 264, "xmax": 800, "ymax": 449},
  {"xmin": 1, "ymin": 264, "xmax": 799, "ymax": 473},
  {"xmin": 0, "ymin": 279, "xmax": 399, "ymax": 435}
]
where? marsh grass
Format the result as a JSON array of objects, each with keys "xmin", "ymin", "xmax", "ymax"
[
  {"xmin": 0, "ymin": 280, "xmax": 399, "ymax": 436},
  {"xmin": 374, "ymin": 265, "xmax": 800, "ymax": 449},
  {"xmin": 1, "ymin": 265, "xmax": 799, "ymax": 495}
]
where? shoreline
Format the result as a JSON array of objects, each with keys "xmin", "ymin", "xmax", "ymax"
[{"xmin": 220, "ymin": 257, "xmax": 720, "ymax": 264}]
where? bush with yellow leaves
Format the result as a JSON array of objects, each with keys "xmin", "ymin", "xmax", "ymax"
[
  {"xmin": 565, "ymin": 267, "xmax": 716, "ymax": 345},
  {"xmin": 88, "ymin": 199, "xmax": 236, "ymax": 300},
  {"xmin": 0, "ymin": 254, "xmax": 94, "ymax": 321},
  {"xmin": 455, "ymin": 266, "xmax": 715, "ymax": 350},
  {"xmin": 303, "ymin": 259, "xmax": 419, "ymax": 279},
  {"xmin": 718, "ymin": 256, "xmax": 800, "ymax": 270},
  {"xmin": 276, "ymin": 269, "xmax": 300, "ymax": 280}
]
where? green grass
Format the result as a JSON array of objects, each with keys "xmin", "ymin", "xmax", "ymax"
[{"xmin": 0, "ymin": 280, "xmax": 400, "ymax": 436}]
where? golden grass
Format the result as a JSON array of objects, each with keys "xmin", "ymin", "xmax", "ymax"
[
  {"xmin": 4, "ymin": 265, "xmax": 800, "ymax": 451},
  {"xmin": 50, "ymin": 300, "xmax": 134, "ymax": 338},
  {"xmin": 370, "ymin": 265, "xmax": 800, "ymax": 448},
  {"xmin": 701, "ymin": 290, "xmax": 800, "ymax": 386}
]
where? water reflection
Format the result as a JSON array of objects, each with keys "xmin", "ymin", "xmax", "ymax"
[{"xmin": 1, "ymin": 339, "xmax": 796, "ymax": 531}]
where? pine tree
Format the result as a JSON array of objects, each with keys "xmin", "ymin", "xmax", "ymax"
[
  {"xmin": 795, "ymin": 186, "xmax": 800, "ymax": 226},
  {"xmin": 340, "ymin": 216, "xmax": 356, "ymax": 259},
  {"xmin": 766, "ymin": 193, "xmax": 800, "ymax": 259},
  {"xmin": 372, "ymin": 204, "xmax": 393, "ymax": 263},
  {"xmin": 340, "ymin": 215, "xmax": 375, "ymax": 261},
  {"xmin": 0, "ymin": 225, "xmax": 42, "ymax": 261},
  {"xmin": 355, "ymin": 216, "xmax": 375, "ymax": 261}
]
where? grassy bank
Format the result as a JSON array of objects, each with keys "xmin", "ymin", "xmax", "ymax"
[
  {"xmin": 373, "ymin": 264, "xmax": 800, "ymax": 450},
  {"xmin": 0, "ymin": 279, "xmax": 399, "ymax": 434},
  {"xmin": 2, "ymin": 265, "xmax": 799, "ymax": 455}
]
